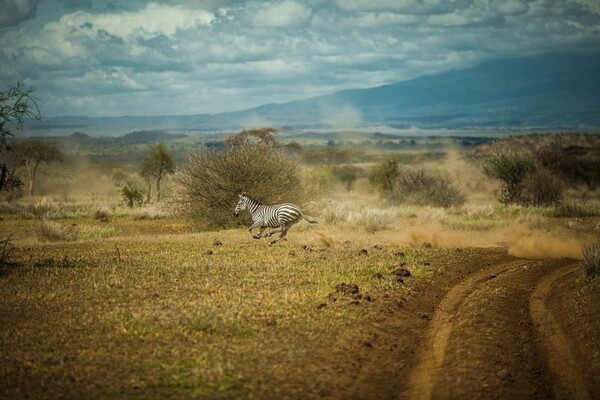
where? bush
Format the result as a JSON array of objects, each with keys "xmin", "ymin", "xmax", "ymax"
[
  {"xmin": 369, "ymin": 159, "xmax": 399, "ymax": 193},
  {"xmin": 333, "ymin": 165, "xmax": 362, "ymax": 192},
  {"xmin": 93, "ymin": 209, "xmax": 110, "ymax": 222},
  {"xmin": 535, "ymin": 147, "xmax": 599, "ymax": 190},
  {"xmin": 553, "ymin": 201, "xmax": 600, "ymax": 218},
  {"xmin": 521, "ymin": 168, "xmax": 563, "ymax": 206},
  {"xmin": 173, "ymin": 139, "xmax": 305, "ymax": 229},
  {"xmin": 482, "ymin": 144, "xmax": 536, "ymax": 204},
  {"xmin": 39, "ymin": 221, "xmax": 76, "ymax": 241},
  {"xmin": 0, "ymin": 236, "xmax": 15, "ymax": 266},
  {"xmin": 580, "ymin": 242, "xmax": 600, "ymax": 279},
  {"xmin": 389, "ymin": 167, "xmax": 465, "ymax": 208},
  {"xmin": 121, "ymin": 182, "xmax": 145, "ymax": 208}
]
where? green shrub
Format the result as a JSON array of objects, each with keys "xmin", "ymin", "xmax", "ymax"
[
  {"xmin": 369, "ymin": 159, "xmax": 399, "ymax": 193},
  {"xmin": 482, "ymin": 144, "xmax": 536, "ymax": 204},
  {"xmin": 121, "ymin": 182, "xmax": 145, "ymax": 208},
  {"xmin": 580, "ymin": 242, "xmax": 600, "ymax": 279}
]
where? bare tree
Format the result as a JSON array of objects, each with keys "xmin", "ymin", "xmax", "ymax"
[
  {"xmin": 140, "ymin": 143, "xmax": 175, "ymax": 202},
  {"xmin": 0, "ymin": 81, "xmax": 41, "ymax": 193}
]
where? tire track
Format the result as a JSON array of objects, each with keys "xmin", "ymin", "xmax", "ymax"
[
  {"xmin": 406, "ymin": 259, "xmax": 531, "ymax": 400},
  {"xmin": 530, "ymin": 263, "xmax": 591, "ymax": 400},
  {"xmin": 405, "ymin": 257, "xmax": 586, "ymax": 400}
]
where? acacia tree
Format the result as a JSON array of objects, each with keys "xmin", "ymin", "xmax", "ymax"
[
  {"xmin": 0, "ymin": 81, "xmax": 41, "ymax": 194},
  {"xmin": 140, "ymin": 143, "xmax": 175, "ymax": 202},
  {"xmin": 10, "ymin": 139, "xmax": 64, "ymax": 196}
]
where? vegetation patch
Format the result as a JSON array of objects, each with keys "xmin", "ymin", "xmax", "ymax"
[{"xmin": 580, "ymin": 242, "xmax": 600, "ymax": 279}]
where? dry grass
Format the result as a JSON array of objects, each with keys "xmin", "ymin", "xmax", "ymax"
[
  {"xmin": 580, "ymin": 242, "xmax": 600, "ymax": 279},
  {"xmin": 0, "ymin": 212, "xmax": 455, "ymax": 399},
  {"xmin": 1, "ymin": 177, "xmax": 600, "ymax": 398}
]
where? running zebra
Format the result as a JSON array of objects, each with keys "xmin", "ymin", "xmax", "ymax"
[{"xmin": 233, "ymin": 194, "xmax": 317, "ymax": 245}]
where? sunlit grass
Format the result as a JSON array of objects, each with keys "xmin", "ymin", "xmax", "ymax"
[{"xmin": 2, "ymin": 215, "xmax": 459, "ymax": 398}]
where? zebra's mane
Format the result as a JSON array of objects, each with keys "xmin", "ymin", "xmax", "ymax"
[{"xmin": 242, "ymin": 194, "xmax": 263, "ymax": 205}]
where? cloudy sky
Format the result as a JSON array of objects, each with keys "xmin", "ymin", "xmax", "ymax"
[{"xmin": 1, "ymin": 0, "xmax": 599, "ymax": 117}]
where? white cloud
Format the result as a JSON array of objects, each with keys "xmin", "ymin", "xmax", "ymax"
[
  {"xmin": 252, "ymin": 1, "xmax": 312, "ymax": 28},
  {"xmin": 54, "ymin": 2, "xmax": 214, "ymax": 40},
  {"xmin": 490, "ymin": 0, "xmax": 530, "ymax": 16}
]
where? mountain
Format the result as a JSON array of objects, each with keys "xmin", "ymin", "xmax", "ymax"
[{"xmin": 26, "ymin": 52, "xmax": 600, "ymax": 135}]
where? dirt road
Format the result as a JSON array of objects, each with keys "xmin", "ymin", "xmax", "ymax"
[{"xmin": 343, "ymin": 249, "xmax": 600, "ymax": 400}]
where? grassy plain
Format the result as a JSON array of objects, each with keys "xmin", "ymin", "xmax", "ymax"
[
  {"xmin": 1, "ymin": 132, "xmax": 599, "ymax": 398},
  {"xmin": 1, "ymin": 203, "xmax": 461, "ymax": 398},
  {"xmin": 1, "ymin": 191, "xmax": 599, "ymax": 398}
]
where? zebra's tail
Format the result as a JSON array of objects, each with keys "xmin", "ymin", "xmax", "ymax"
[{"xmin": 302, "ymin": 213, "xmax": 318, "ymax": 224}]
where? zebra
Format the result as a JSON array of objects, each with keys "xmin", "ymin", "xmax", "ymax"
[{"xmin": 233, "ymin": 194, "xmax": 317, "ymax": 245}]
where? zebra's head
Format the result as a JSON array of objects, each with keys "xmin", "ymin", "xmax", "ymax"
[{"xmin": 233, "ymin": 194, "xmax": 248, "ymax": 217}]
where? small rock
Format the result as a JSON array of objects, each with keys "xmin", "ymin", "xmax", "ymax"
[
  {"xmin": 213, "ymin": 239, "xmax": 222, "ymax": 246},
  {"xmin": 373, "ymin": 245, "xmax": 383, "ymax": 250},
  {"xmin": 394, "ymin": 251, "xmax": 405, "ymax": 258},
  {"xmin": 373, "ymin": 272, "xmax": 385, "ymax": 280},
  {"xmin": 316, "ymin": 302, "xmax": 327, "ymax": 310},
  {"xmin": 392, "ymin": 268, "xmax": 412, "ymax": 278},
  {"xmin": 455, "ymin": 248, "xmax": 463, "ymax": 253},
  {"xmin": 422, "ymin": 242, "xmax": 432, "ymax": 248},
  {"xmin": 205, "ymin": 249, "xmax": 214, "ymax": 255},
  {"xmin": 289, "ymin": 250, "xmax": 296, "ymax": 256},
  {"xmin": 497, "ymin": 369, "xmax": 514, "ymax": 382},
  {"xmin": 336, "ymin": 283, "xmax": 360, "ymax": 296},
  {"xmin": 359, "ymin": 249, "xmax": 369, "ymax": 255}
]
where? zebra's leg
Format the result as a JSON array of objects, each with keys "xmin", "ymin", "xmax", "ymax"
[
  {"xmin": 269, "ymin": 225, "xmax": 289, "ymax": 246},
  {"xmin": 255, "ymin": 226, "xmax": 267, "ymax": 239},
  {"xmin": 248, "ymin": 221, "xmax": 263, "ymax": 239},
  {"xmin": 265, "ymin": 227, "xmax": 283, "ymax": 237}
]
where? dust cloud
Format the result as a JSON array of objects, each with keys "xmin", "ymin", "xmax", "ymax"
[
  {"xmin": 507, "ymin": 230, "xmax": 583, "ymax": 260},
  {"xmin": 378, "ymin": 224, "xmax": 585, "ymax": 260}
]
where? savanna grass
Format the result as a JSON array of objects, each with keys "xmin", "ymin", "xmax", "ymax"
[{"xmin": 0, "ymin": 220, "xmax": 451, "ymax": 399}]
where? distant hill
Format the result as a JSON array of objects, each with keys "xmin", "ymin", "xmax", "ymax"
[
  {"xmin": 26, "ymin": 52, "xmax": 600, "ymax": 135},
  {"xmin": 118, "ymin": 130, "xmax": 188, "ymax": 144}
]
